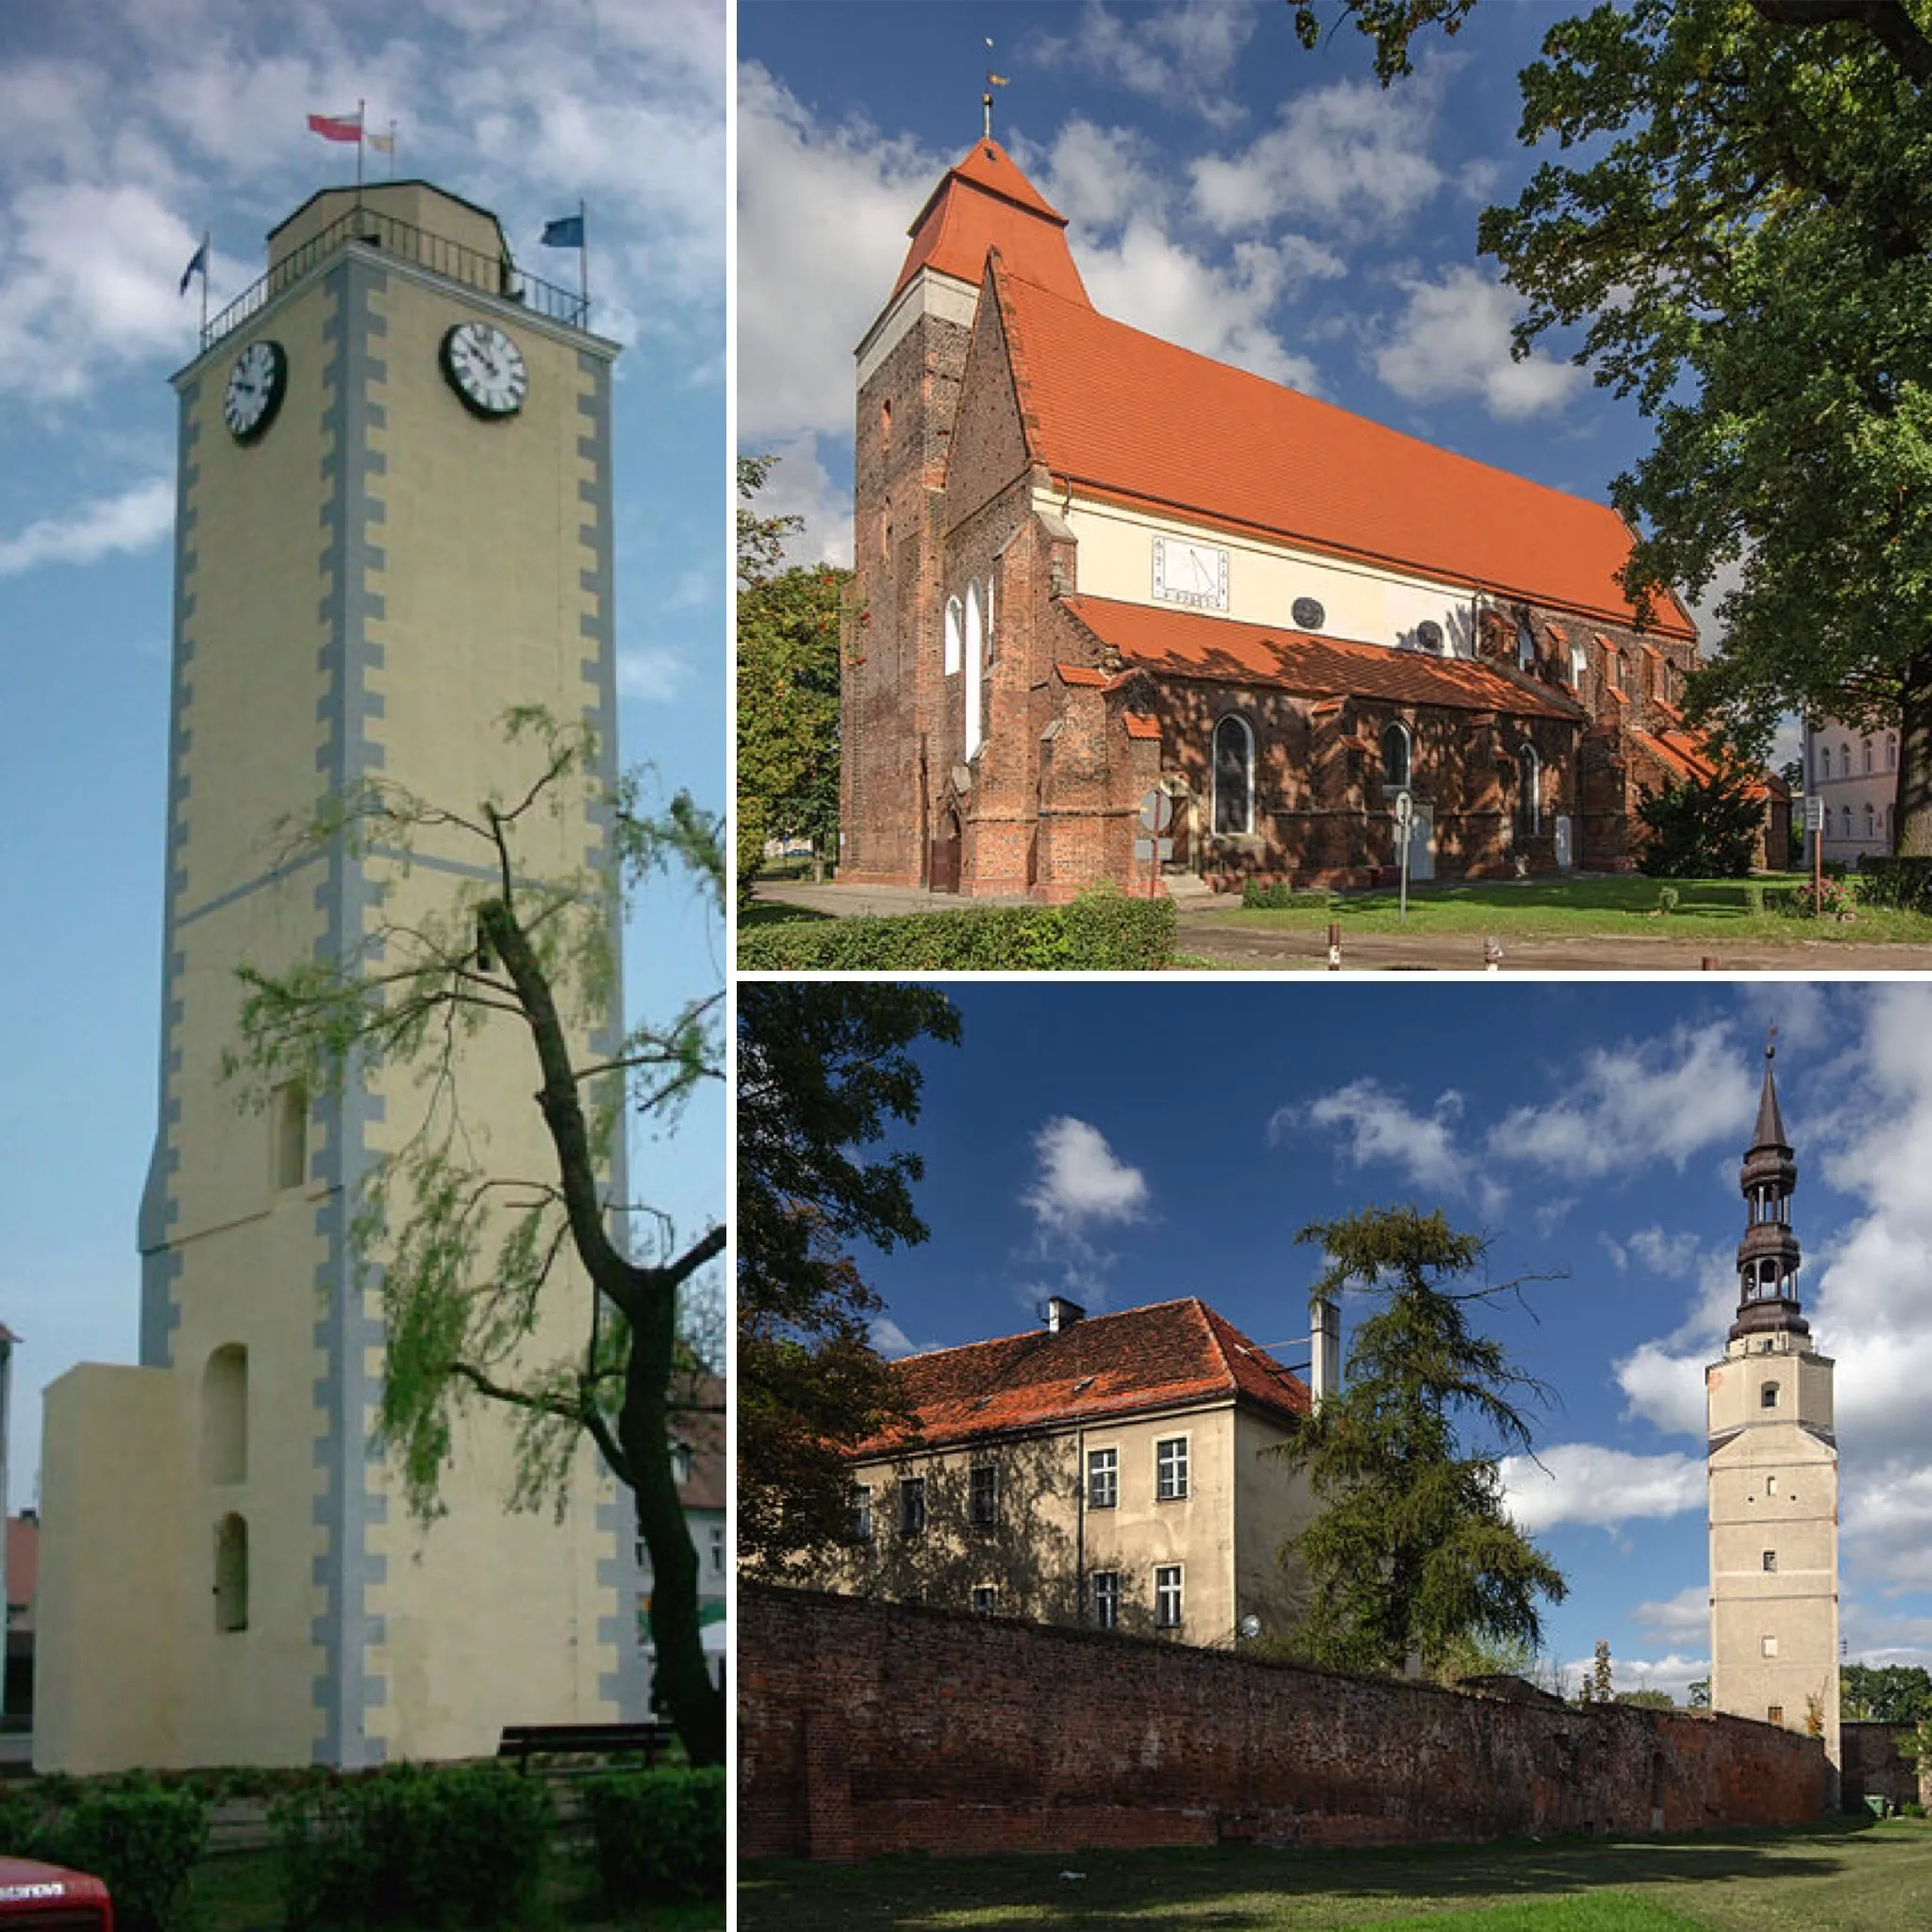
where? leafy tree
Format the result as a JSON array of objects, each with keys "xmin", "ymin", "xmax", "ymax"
[
  {"xmin": 1689, "ymin": 1676, "xmax": 1712, "ymax": 1709},
  {"xmin": 227, "ymin": 708, "xmax": 726, "ymax": 1764},
  {"xmin": 1270, "ymin": 1208, "xmax": 1568, "ymax": 1677},
  {"xmin": 737, "ymin": 982, "xmax": 960, "ymax": 1568},
  {"xmin": 737, "ymin": 455, "xmax": 848, "ymax": 896},
  {"xmin": 1842, "ymin": 1661, "xmax": 1932, "ymax": 1723},
  {"xmin": 1637, "ymin": 764, "xmax": 1766, "ymax": 877},
  {"xmin": 1619, "ymin": 1688, "xmax": 1676, "ymax": 1709},
  {"xmin": 1295, "ymin": 0, "xmax": 1932, "ymax": 853}
]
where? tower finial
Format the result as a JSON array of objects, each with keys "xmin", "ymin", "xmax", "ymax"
[
  {"xmin": 1767, "ymin": 1019, "xmax": 1777, "ymax": 1062},
  {"xmin": 984, "ymin": 38, "xmax": 1009, "ymax": 141}
]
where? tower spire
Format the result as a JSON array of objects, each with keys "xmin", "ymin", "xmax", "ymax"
[{"xmin": 1731, "ymin": 1031, "xmax": 1807, "ymax": 1342}]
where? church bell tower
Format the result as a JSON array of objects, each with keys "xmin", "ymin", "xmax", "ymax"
[
  {"xmin": 36, "ymin": 182, "xmax": 635, "ymax": 1773},
  {"xmin": 1707, "ymin": 1039, "xmax": 1840, "ymax": 1790}
]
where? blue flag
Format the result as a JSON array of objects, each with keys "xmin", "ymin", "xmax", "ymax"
[
  {"xmin": 541, "ymin": 214, "xmax": 584, "ymax": 250},
  {"xmin": 178, "ymin": 237, "xmax": 208, "ymax": 296}
]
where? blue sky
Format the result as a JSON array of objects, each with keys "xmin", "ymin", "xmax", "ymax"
[
  {"xmin": 0, "ymin": 0, "xmax": 725, "ymax": 1503},
  {"xmin": 737, "ymin": 0, "xmax": 1764, "ymax": 685},
  {"xmin": 847, "ymin": 979, "xmax": 1932, "ymax": 1702}
]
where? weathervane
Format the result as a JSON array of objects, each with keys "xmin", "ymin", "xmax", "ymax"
[
  {"xmin": 984, "ymin": 37, "xmax": 1009, "ymax": 140},
  {"xmin": 1767, "ymin": 1019, "xmax": 1778, "ymax": 1061}
]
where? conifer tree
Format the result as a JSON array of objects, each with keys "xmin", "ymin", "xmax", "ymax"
[{"xmin": 1273, "ymin": 1207, "xmax": 1567, "ymax": 1676}]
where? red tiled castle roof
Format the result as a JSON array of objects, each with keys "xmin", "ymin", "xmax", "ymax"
[
  {"xmin": 854, "ymin": 1297, "xmax": 1308, "ymax": 1457},
  {"xmin": 1064, "ymin": 595, "xmax": 1582, "ymax": 721}
]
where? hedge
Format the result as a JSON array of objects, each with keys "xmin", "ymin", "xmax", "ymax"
[
  {"xmin": 579, "ymin": 1766, "xmax": 725, "ymax": 1908},
  {"xmin": 0, "ymin": 1775, "xmax": 207, "ymax": 1932},
  {"xmin": 1857, "ymin": 855, "xmax": 1932, "ymax": 911},
  {"xmin": 737, "ymin": 886, "xmax": 1175, "ymax": 971},
  {"xmin": 271, "ymin": 1763, "xmax": 553, "ymax": 1930}
]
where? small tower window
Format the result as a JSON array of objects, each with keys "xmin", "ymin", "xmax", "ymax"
[
  {"xmin": 1766, "ymin": 1474, "xmax": 1778, "ymax": 1497},
  {"xmin": 1768, "ymin": 1705, "xmax": 1785, "ymax": 1725},
  {"xmin": 880, "ymin": 397, "xmax": 892, "ymax": 453},
  {"xmin": 273, "ymin": 1081, "xmax": 308, "ymax": 1191},
  {"xmin": 1762, "ymin": 1550, "xmax": 1777, "ymax": 1573},
  {"xmin": 1761, "ymin": 1382, "xmax": 1779, "ymax": 1408},
  {"xmin": 1761, "ymin": 1636, "xmax": 1778, "ymax": 1658},
  {"xmin": 214, "ymin": 1513, "xmax": 249, "ymax": 1633},
  {"xmin": 202, "ymin": 1344, "xmax": 248, "ymax": 1486}
]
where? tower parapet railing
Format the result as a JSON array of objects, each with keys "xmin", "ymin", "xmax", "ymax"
[{"xmin": 202, "ymin": 207, "xmax": 589, "ymax": 351}]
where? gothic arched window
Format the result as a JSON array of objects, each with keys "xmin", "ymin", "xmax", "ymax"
[
  {"xmin": 1380, "ymin": 721, "xmax": 1412, "ymax": 791},
  {"xmin": 1212, "ymin": 715, "xmax": 1255, "ymax": 836},
  {"xmin": 1515, "ymin": 745, "xmax": 1541, "ymax": 838},
  {"xmin": 964, "ymin": 584, "xmax": 984, "ymax": 758},
  {"xmin": 943, "ymin": 596, "xmax": 962, "ymax": 675}
]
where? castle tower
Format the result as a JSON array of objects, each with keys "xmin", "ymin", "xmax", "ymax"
[
  {"xmin": 1707, "ymin": 1040, "xmax": 1840, "ymax": 1791},
  {"xmin": 841, "ymin": 140, "xmax": 1088, "ymax": 888},
  {"xmin": 37, "ymin": 182, "xmax": 635, "ymax": 1772}
]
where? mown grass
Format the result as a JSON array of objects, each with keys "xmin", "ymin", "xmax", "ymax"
[
  {"xmin": 1218, "ymin": 874, "xmax": 1932, "ymax": 944},
  {"xmin": 740, "ymin": 1817, "xmax": 1932, "ymax": 1932}
]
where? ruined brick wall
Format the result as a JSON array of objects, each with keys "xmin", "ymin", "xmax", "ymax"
[
  {"xmin": 1841, "ymin": 1723, "xmax": 1929, "ymax": 1810},
  {"xmin": 741, "ymin": 1585, "xmax": 1828, "ymax": 1864}
]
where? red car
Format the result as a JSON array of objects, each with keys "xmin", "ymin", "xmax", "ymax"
[{"xmin": 0, "ymin": 1857, "xmax": 113, "ymax": 1929}]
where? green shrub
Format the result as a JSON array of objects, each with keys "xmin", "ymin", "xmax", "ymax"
[
  {"xmin": 272, "ymin": 1763, "xmax": 552, "ymax": 1929},
  {"xmin": 1636, "ymin": 767, "xmax": 1761, "ymax": 877},
  {"xmin": 736, "ymin": 886, "xmax": 1175, "ymax": 971},
  {"xmin": 1241, "ymin": 879, "xmax": 1296, "ymax": 908},
  {"xmin": 579, "ymin": 1767, "xmax": 724, "ymax": 1907},
  {"xmin": 1857, "ymin": 856, "xmax": 1932, "ymax": 911},
  {"xmin": 0, "ymin": 1776, "xmax": 207, "ymax": 1932}
]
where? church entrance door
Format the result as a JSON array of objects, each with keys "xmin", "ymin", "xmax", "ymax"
[{"xmin": 929, "ymin": 809, "xmax": 961, "ymax": 893}]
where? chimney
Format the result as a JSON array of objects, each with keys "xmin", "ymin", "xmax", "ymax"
[
  {"xmin": 1046, "ymin": 1295, "xmax": 1084, "ymax": 1334},
  {"xmin": 1309, "ymin": 1294, "xmax": 1341, "ymax": 1409}
]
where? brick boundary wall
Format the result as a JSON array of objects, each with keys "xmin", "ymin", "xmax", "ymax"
[
  {"xmin": 1841, "ymin": 1722, "xmax": 1931, "ymax": 1812},
  {"xmin": 740, "ymin": 1585, "xmax": 1828, "ymax": 1864}
]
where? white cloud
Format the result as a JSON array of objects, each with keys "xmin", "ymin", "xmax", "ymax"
[
  {"xmin": 1632, "ymin": 1586, "xmax": 1710, "ymax": 1647},
  {"xmin": 1027, "ymin": 0, "xmax": 1261, "ymax": 128},
  {"xmin": 0, "ymin": 477, "xmax": 174, "ymax": 577},
  {"xmin": 615, "ymin": 648, "xmax": 689, "ymax": 704},
  {"xmin": 1487, "ymin": 1023, "xmax": 1754, "ymax": 1180},
  {"xmin": 736, "ymin": 64, "xmax": 941, "ymax": 444},
  {"xmin": 1191, "ymin": 70, "xmax": 1448, "ymax": 235},
  {"xmin": 1556, "ymin": 1650, "xmax": 1709, "ymax": 1707},
  {"xmin": 1284, "ymin": 1077, "xmax": 1502, "ymax": 1212},
  {"xmin": 1023, "ymin": 1117, "xmax": 1149, "ymax": 1231},
  {"xmin": 746, "ymin": 434, "xmax": 854, "ymax": 570},
  {"xmin": 1625, "ymin": 1226, "xmax": 1705, "ymax": 1280},
  {"xmin": 1501, "ymin": 1444, "xmax": 1706, "ymax": 1532},
  {"xmin": 1374, "ymin": 264, "xmax": 1585, "ymax": 421}
]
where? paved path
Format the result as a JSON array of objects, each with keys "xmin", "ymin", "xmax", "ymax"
[{"xmin": 752, "ymin": 880, "xmax": 1932, "ymax": 974}]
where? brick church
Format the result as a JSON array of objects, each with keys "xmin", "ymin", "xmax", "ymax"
[{"xmin": 840, "ymin": 137, "xmax": 1788, "ymax": 899}]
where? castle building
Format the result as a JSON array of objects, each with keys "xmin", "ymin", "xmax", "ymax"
[
  {"xmin": 820, "ymin": 1296, "xmax": 1319, "ymax": 1647},
  {"xmin": 37, "ymin": 182, "xmax": 640, "ymax": 1772},
  {"xmin": 841, "ymin": 138, "xmax": 1789, "ymax": 899},
  {"xmin": 1804, "ymin": 713, "xmax": 1898, "ymax": 862},
  {"xmin": 1706, "ymin": 1042, "xmax": 1840, "ymax": 1789}
]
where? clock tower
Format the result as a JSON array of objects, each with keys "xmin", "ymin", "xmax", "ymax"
[
  {"xmin": 37, "ymin": 183, "xmax": 636, "ymax": 1772},
  {"xmin": 1706, "ymin": 1039, "xmax": 1840, "ymax": 1797}
]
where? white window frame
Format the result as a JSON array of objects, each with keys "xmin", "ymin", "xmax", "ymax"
[
  {"xmin": 1087, "ymin": 1446, "xmax": 1118, "ymax": 1510},
  {"xmin": 1091, "ymin": 1570, "xmax": 1122, "ymax": 1631},
  {"xmin": 1155, "ymin": 1564, "xmax": 1184, "ymax": 1629},
  {"xmin": 1156, "ymin": 1435, "xmax": 1190, "ymax": 1502},
  {"xmin": 1211, "ymin": 714, "xmax": 1255, "ymax": 837}
]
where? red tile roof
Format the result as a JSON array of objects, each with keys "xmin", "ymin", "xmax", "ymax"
[
  {"xmin": 1056, "ymin": 661, "xmax": 1108, "ymax": 687},
  {"xmin": 992, "ymin": 261, "xmax": 1695, "ymax": 640},
  {"xmin": 1064, "ymin": 594, "xmax": 1581, "ymax": 721},
  {"xmin": 1123, "ymin": 710, "xmax": 1161, "ymax": 740},
  {"xmin": 854, "ymin": 1297, "xmax": 1308, "ymax": 1457},
  {"xmin": 892, "ymin": 139, "xmax": 1090, "ymax": 306}
]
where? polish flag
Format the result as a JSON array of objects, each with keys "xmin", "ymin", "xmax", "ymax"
[{"xmin": 308, "ymin": 110, "xmax": 362, "ymax": 143}]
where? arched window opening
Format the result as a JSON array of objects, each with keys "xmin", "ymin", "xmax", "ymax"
[
  {"xmin": 1516, "ymin": 618, "xmax": 1536, "ymax": 671},
  {"xmin": 1212, "ymin": 715, "xmax": 1255, "ymax": 837},
  {"xmin": 214, "ymin": 1513, "xmax": 249, "ymax": 1633},
  {"xmin": 880, "ymin": 500, "xmax": 892, "ymax": 566},
  {"xmin": 1865, "ymin": 802, "xmax": 1876, "ymax": 841},
  {"xmin": 202, "ymin": 1344, "xmax": 248, "ymax": 1486},
  {"xmin": 880, "ymin": 397, "xmax": 892, "ymax": 452},
  {"xmin": 943, "ymin": 596, "xmax": 962, "ymax": 675},
  {"xmin": 1819, "ymin": 745, "xmax": 1832, "ymax": 782},
  {"xmin": 1888, "ymin": 735, "xmax": 1898, "ymax": 771},
  {"xmin": 1841, "ymin": 805, "xmax": 1854, "ymax": 840},
  {"xmin": 1381, "ymin": 721, "xmax": 1412, "ymax": 791},
  {"xmin": 1840, "ymin": 741, "xmax": 1852, "ymax": 777},
  {"xmin": 964, "ymin": 584, "xmax": 984, "ymax": 759},
  {"xmin": 1570, "ymin": 641, "xmax": 1586, "ymax": 689},
  {"xmin": 1864, "ymin": 741, "xmax": 1874, "ymax": 774},
  {"xmin": 1515, "ymin": 745, "xmax": 1541, "ymax": 838},
  {"xmin": 984, "ymin": 575, "xmax": 995, "ymax": 665}
]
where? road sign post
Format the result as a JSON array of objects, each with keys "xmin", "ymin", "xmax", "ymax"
[{"xmin": 1393, "ymin": 789, "xmax": 1414, "ymax": 924}]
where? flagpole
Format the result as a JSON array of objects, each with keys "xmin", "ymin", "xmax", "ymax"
[
  {"xmin": 200, "ymin": 229, "xmax": 210, "ymax": 340},
  {"xmin": 355, "ymin": 98, "xmax": 365, "ymax": 204},
  {"xmin": 578, "ymin": 199, "xmax": 589, "ymax": 325}
]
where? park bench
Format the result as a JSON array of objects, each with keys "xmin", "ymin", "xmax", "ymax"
[{"xmin": 495, "ymin": 1720, "xmax": 677, "ymax": 1774}]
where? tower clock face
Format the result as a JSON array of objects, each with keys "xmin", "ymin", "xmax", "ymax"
[
  {"xmin": 440, "ymin": 321, "xmax": 528, "ymax": 419},
  {"xmin": 224, "ymin": 340, "xmax": 287, "ymax": 443}
]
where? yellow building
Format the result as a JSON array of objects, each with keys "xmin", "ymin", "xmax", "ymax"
[
  {"xmin": 37, "ymin": 183, "xmax": 635, "ymax": 1773},
  {"xmin": 826, "ymin": 1296, "xmax": 1321, "ymax": 1646},
  {"xmin": 1707, "ymin": 1042, "xmax": 1840, "ymax": 1792}
]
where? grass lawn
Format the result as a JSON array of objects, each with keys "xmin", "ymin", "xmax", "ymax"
[
  {"xmin": 1217, "ymin": 874, "xmax": 1932, "ymax": 945},
  {"xmin": 740, "ymin": 1818, "xmax": 1932, "ymax": 1931},
  {"xmin": 192, "ymin": 1844, "xmax": 725, "ymax": 1930}
]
